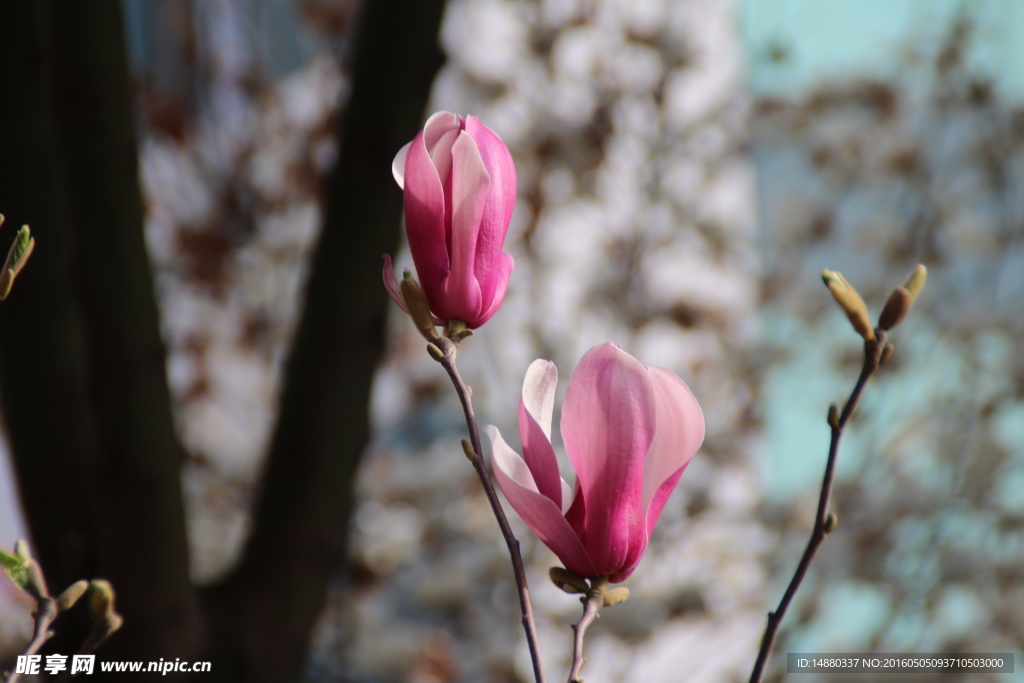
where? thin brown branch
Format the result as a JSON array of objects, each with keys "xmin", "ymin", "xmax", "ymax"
[
  {"xmin": 53, "ymin": 616, "xmax": 122, "ymax": 683},
  {"xmin": 434, "ymin": 333, "xmax": 548, "ymax": 683},
  {"xmin": 749, "ymin": 329, "xmax": 887, "ymax": 683},
  {"xmin": 5, "ymin": 597, "xmax": 58, "ymax": 683},
  {"xmin": 566, "ymin": 576, "xmax": 608, "ymax": 683}
]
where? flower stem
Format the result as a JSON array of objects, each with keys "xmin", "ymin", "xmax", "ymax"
[
  {"xmin": 748, "ymin": 329, "xmax": 886, "ymax": 683},
  {"xmin": 434, "ymin": 334, "xmax": 547, "ymax": 683},
  {"xmin": 566, "ymin": 576, "xmax": 608, "ymax": 683}
]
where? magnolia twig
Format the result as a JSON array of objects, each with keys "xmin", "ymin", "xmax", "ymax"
[
  {"xmin": 748, "ymin": 328, "xmax": 886, "ymax": 683},
  {"xmin": 2, "ymin": 542, "xmax": 119, "ymax": 683},
  {"xmin": 53, "ymin": 614, "xmax": 123, "ymax": 683},
  {"xmin": 6, "ymin": 595, "xmax": 59, "ymax": 683},
  {"xmin": 566, "ymin": 576, "xmax": 608, "ymax": 683},
  {"xmin": 433, "ymin": 333, "xmax": 548, "ymax": 683}
]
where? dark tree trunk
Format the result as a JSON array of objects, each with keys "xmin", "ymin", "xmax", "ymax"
[
  {"xmin": 0, "ymin": 2, "xmax": 97, "ymax": 596},
  {"xmin": 206, "ymin": 0, "xmax": 448, "ymax": 680},
  {"xmin": 0, "ymin": 0, "xmax": 202, "ymax": 670},
  {"xmin": 42, "ymin": 0, "xmax": 204, "ymax": 664},
  {"xmin": 0, "ymin": 0, "xmax": 448, "ymax": 679}
]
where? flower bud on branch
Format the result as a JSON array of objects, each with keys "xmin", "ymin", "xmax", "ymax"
[
  {"xmin": 57, "ymin": 580, "xmax": 90, "ymax": 612},
  {"xmin": 821, "ymin": 269, "xmax": 874, "ymax": 340},
  {"xmin": 383, "ymin": 112, "xmax": 517, "ymax": 330}
]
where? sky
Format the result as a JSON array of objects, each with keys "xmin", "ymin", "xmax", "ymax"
[{"xmin": 742, "ymin": 0, "xmax": 1024, "ymax": 102}]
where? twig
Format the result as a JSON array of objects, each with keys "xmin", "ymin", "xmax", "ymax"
[
  {"xmin": 53, "ymin": 614, "xmax": 122, "ymax": 683},
  {"xmin": 566, "ymin": 576, "xmax": 608, "ymax": 683},
  {"xmin": 5, "ymin": 596, "xmax": 59, "ymax": 683},
  {"xmin": 434, "ymin": 333, "xmax": 548, "ymax": 683},
  {"xmin": 748, "ymin": 329, "xmax": 887, "ymax": 683}
]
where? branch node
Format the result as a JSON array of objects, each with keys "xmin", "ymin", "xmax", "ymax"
[
  {"xmin": 879, "ymin": 342, "xmax": 895, "ymax": 366},
  {"xmin": 827, "ymin": 403, "xmax": 839, "ymax": 428}
]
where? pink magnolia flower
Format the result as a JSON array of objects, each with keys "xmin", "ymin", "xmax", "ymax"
[
  {"xmin": 383, "ymin": 111, "xmax": 516, "ymax": 329},
  {"xmin": 487, "ymin": 343, "xmax": 704, "ymax": 583}
]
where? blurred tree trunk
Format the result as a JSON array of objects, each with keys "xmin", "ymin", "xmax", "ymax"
[
  {"xmin": 0, "ymin": 0, "xmax": 447, "ymax": 679},
  {"xmin": 42, "ymin": 0, "xmax": 205, "ymax": 664},
  {"xmin": 206, "ymin": 0, "xmax": 448, "ymax": 680},
  {"xmin": 0, "ymin": 0, "xmax": 203, "ymax": 671},
  {"xmin": 0, "ymin": 2, "xmax": 98, "ymax": 598}
]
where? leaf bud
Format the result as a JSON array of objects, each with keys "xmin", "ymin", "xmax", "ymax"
[
  {"xmin": 0, "ymin": 226, "xmax": 35, "ymax": 301},
  {"xmin": 25, "ymin": 560, "xmax": 49, "ymax": 599},
  {"xmin": 57, "ymin": 580, "xmax": 90, "ymax": 611},
  {"xmin": 827, "ymin": 403, "xmax": 839, "ymax": 429},
  {"xmin": 878, "ymin": 287, "xmax": 913, "ymax": 330},
  {"xmin": 602, "ymin": 586, "xmax": 630, "ymax": 607},
  {"xmin": 904, "ymin": 264, "xmax": 927, "ymax": 301},
  {"xmin": 821, "ymin": 269, "xmax": 874, "ymax": 341},
  {"xmin": 549, "ymin": 567, "xmax": 589, "ymax": 594},
  {"xmin": 90, "ymin": 579, "xmax": 116, "ymax": 619},
  {"xmin": 426, "ymin": 343, "xmax": 445, "ymax": 362}
]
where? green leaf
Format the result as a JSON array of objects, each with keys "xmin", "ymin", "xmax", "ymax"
[
  {"xmin": 0, "ymin": 547, "xmax": 29, "ymax": 591},
  {"xmin": 10, "ymin": 226, "xmax": 31, "ymax": 267}
]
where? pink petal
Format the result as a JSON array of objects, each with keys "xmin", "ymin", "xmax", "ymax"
[
  {"xmin": 381, "ymin": 254, "xmax": 409, "ymax": 314},
  {"xmin": 488, "ymin": 426, "xmax": 598, "ymax": 578},
  {"xmin": 423, "ymin": 111, "xmax": 460, "ymax": 150},
  {"xmin": 403, "ymin": 129, "xmax": 450, "ymax": 304},
  {"xmin": 564, "ymin": 476, "xmax": 586, "ymax": 530},
  {"xmin": 469, "ymin": 253, "xmax": 513, "ymax": 328},
  {"xmin": 392, "ymin": 142, "xmax": 411, "ymax": 189},
  {"xmin": 422, "ymin": 112, "xmax": 460, "ymax": 202},
  {"xmin": 560, "ymin": 343, "xmax": 657, "ymax": 576},
  {"xmin": 642, "ymin": 367, "xmax": 705, "ymax": 536},
  {"xmin": 440, "ymin": 131, "xmax": 490, "ymax": 320},
  {"xmin": 463, "ymin": 116, "xmax": 517, "ymax": 307},
  {"xmin": 608, "ymin": 555, "xmax": 645, "ymax": 583},
  {"xmin": 518, "ymin": 360, "xmax": 562, "ymax": 507},
  {"xmin": 559, "ymin": 478, "xmax": 573, "ymax": 515}
]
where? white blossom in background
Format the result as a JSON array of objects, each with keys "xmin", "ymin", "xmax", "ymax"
[{"xmin": 142, "ymin": 54, "xmax": 344, "ymax": 583}]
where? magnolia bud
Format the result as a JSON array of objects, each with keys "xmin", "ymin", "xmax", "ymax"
[
  {"xmin": 878, "ymin": 287, "xmax": 913, "ymax": 330},
  {"xmin": 821, "ymin": 269, "xmax": 874, "ymax": 341},
  {"xmin": 57, "ymin": 580, "xmax": 90, "ymax": 611},
  {"xmin": 904, "ymin": 264, "xmax": 927, "ymax": 300}
]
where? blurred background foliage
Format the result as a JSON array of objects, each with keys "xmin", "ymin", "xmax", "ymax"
[{"xmin": 0, "ymin": 0, "xmax": 1021, "ymax": 682}]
